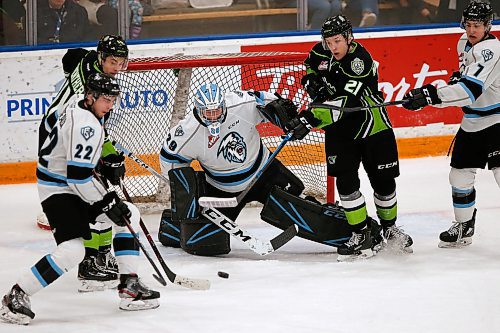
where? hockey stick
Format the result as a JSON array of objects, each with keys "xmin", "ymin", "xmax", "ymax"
[
  {"xmin": 310, "ymin": 99, "xmax": 409, "ymax": 112},
  {"xmin": 198, "ymin": 131, "xmax": 294, "ymax": 208},
  {"xmin": 202, "ymin": 207, "xmax": 298, "ymax": 256},
  {"xmin": 119, "ymin": 181, "xmax": 210, "ymax": 290},
  {"xmin": 112, "ymin": 141, "xmax": 298, "ymax": 255},
  {"xmin": 93, "ymin": 173, "xmax": 167, "ymax": 287}
]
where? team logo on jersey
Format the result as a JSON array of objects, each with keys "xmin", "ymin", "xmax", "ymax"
[
  {"xmin": 481, "ymin": 49, "xmax": 494, "ymax": 62},
  {"xmin": 217, "ymin": 132, "xmax": 247, "ymax": 163},
  {"xmin": 327, "ymin": 155, "xmax": 337, "ymax": 165},
  {"xmin": 208, "ymin": 135, "xmax": 219, "ymax": 148},
  {"xmin": 80, "ymin": 126, "xmax": 95, "ymax": 141},
  {"xmin": 175, "ymin": 125, "xmax": 184, "ymax": 137},
  {"xmin": 351, "ymin": 58, "xmax": 364, "ymax": 75},
  {"xmin": 318, "ymin": 61, "xmax": 328, "ymax": 71}
]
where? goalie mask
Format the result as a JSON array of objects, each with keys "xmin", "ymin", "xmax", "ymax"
[
  {"xmin": 193, "ymin": 83, "xmax": 227, "ymax": 137},
  {"xmin": 461, "ymin": 1, "xmax": 493, "ymax": 33},
  {"xmin": 321, "ymin": 15, "xmax": 353, "ymax": 50}
]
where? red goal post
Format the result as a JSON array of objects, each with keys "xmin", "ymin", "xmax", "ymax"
[{"xmin": 107, "ymin": 51, "xmax": 334, "ymax": 210}]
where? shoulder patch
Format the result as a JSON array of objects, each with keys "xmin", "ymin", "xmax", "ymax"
[
  {"xmin": 175, "ymin": 125, "xmax": 184, "ymax": 137},
  {"xmin": 481, "ymin": 49, "xmax": 494, "ymax": 62},
  {"xmin": 169, "ymin": 140, "xmax": 177, "ymax": 151},
  {"xmin": 80, "ymin": 126, "xmax": 95, "ymax": 141},
  {"xmin": 351, "ymin": 58, "xmax": 364, "ymax": 75},
  {"xmin": 318, "ymin": 60, "xmax": 328, "ymax": 71}
]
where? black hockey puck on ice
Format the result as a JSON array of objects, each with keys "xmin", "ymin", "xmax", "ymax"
[{"xmin": 218, "ymin": 271, "xmax": 229, "ymax": 279}]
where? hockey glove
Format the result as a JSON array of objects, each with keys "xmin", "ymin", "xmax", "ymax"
[
  {"xmin": 301, "ymin": 73, "xmax": 328, "ymax": 102},
  {"xmin": 94, "ymin": 192, "xmax": 131, "ymax": 226},
  {"xmin": 448, "ymin": 71, "xmax": 461, "ymax": 85},
  {"xmin": 403, "ymin": 84, "xmax": 442, "ymax": 111},
  {"xmin": 97, "ymin": 154, "xmax": 125, "ymax": 186},
  {"xmin": 257, "ymin": 97, "xmax": 298, "ymax": 130},
  {"xmin": 285, "ymin": 115, "xmax": 313, "ymax": 141}
]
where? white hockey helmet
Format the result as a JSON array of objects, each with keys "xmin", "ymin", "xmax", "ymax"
[{"xmin": 193, "ymin": 83, "xmax": 227, "ymax": 137}]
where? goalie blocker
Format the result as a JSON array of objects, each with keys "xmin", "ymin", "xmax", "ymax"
[{"xmin": 261, "ymin": 187, "xmax": 383, "ymax": 248}]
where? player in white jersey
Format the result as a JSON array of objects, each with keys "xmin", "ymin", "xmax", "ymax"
[
  {"xmin": 402, "ymin": 1, "xmax": 500, "ymax": 248},
  {"xmin": 159, "ymin": 83, "xmax": 306, "ymax": 255},
  {"xmin": 38, "ymin": 35, "xmax": 129, "ymax": 289},
  {"xmin": 0, "ymin": 74, "xmax": 160, "ymax": 326}
]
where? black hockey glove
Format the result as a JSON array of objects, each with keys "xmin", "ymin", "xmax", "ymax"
[
  {"xmin": 403, "ymin": 84, "xmax": 442, "ymax": 111},
  {"xmin": 285, "ymin": 115, "xmax": 313, "ymax": 141},
  {"xmin": 448, "ymin": 71, "xmax": 461, "ymax": 85},
  {"xmin": 97, "ymin": 154, "xmax": 125, "ymax": 186},
  {"xmin": 301, "ymin": 73, "xmax": 328, "ymax": 102},
  {"xmin": 257, "ymin": 97, "xmax": 298, "ymax": 130},
  {"xmin": 94, "ymin": 191, "xmax": 131, "ymax": 226}
]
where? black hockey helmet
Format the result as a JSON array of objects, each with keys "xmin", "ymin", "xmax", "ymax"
[
  {"xmin": 461, "ymin": 1, "xmax": 493, "ymax": 32},
  {"xmin": 86, "ymin": 73, "xmax": 120, "ymax": 98},
  {"xmin": 97, "ymin": 35, "xmax": 129, "ymax": 59},
  {"xmin": 321, "ymin": 15, "xmax": 353, "ymax": 49}
]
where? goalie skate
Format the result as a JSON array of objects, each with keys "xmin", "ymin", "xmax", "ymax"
[
  {"xmin": 0, "ymin": 285, "xmax": 35, "ymax": 326},
  {"xmin": 118, "ymin": 274, "xmax": 160, "ymax": 311}
]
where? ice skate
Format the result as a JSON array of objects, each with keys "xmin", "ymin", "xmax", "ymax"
[
  {"xmin": 383, "ymin": 224, "xmax": 414, "ymax": 253},
  {"xmin": 118, "ymin": 274, "xmax": 160, "ymax": 311},
  {"xmin": 0, "ymin": 284, "xmax": 35, "ymax": 325},
  {"xmin": 337, "ymin": 226, "xmax": 374, "ymax": 262},
  {"xmin": 78, "ymin": 255, "xmax": 118, "ymax": 292},
  {"xmin": 439, "ymin": 210, "xmax": 476, "ymax": 248}
]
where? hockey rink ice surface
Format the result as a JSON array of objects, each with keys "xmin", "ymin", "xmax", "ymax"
[{"xmin": 0, "ymin": 156, "xmax": 499, "ymax": 333}]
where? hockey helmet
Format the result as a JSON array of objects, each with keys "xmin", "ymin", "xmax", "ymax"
[
  {"xmin": 193, "ymin": 83, "xmax": 227, "ymax": 137},
  {"xmin": 97, "ymin": 35, "xmax": 129, "ymax": 70},
  {"xmin": 461, "ymin": 1, "xmax": 493, "ymax": 32},
  {"xmin": 321, "ymin": 15, "xmax": 353, "ymax": 48},
  {"xmin": 86, "ymin": 73, "xmax": 121, "ymax": 98}
]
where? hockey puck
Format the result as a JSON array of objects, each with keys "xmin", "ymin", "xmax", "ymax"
[{"xmin": 217, "ymin": 271, "xmax": 229, "ymax": 279}]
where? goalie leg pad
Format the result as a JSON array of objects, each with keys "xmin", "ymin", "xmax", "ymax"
[
  {"xmin": 180, "ymin": 217, "xmax": 230, "ymax": 256},
  {"xmin": 158, "ymin": 209, "xmax": 181, "ymax": 248},
  {"xmin": 169, "ymin": 167, "xmax": 230, "ymax": 255},
  {"xmin": 261, "ymin": 187, "xmax": 382, "ymax": 248}
]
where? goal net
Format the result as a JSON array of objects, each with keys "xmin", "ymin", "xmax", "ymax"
[{"xmin": 107, "ymin": 52, "xmax": 333, "ymax": 211}]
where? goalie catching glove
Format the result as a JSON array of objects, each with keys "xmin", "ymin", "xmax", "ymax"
[
  {"xmin": 97, "ymin": 153, "xmax": 125, "ymax": 186},
  {"xmin": 257, "ymin": 96, "xmax": 298, "ymax": 130},
  {"xmin": 92, "ymin": 191, "xmax": 131, "ymax": 226},
  {"xmin": 403, "ymin": 84, "xmax": 442, "ymax": 111}
]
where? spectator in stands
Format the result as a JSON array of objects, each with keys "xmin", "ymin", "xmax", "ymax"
[
  {"xmin": 37, "ymin": 0, "xmax": 90, "ymax": 43},
  {"xmin": 78, "ymin": 0, "xmax": 118, "ymax": 40},
  {"xmin": 344, "ymin": 0, "xmax": 379, "ymax": 27},
  {"xmin": 435, "ymin": 0, "xmax": 468, "ymax": 23},
  {"xmin": 398, "ymin": 0, "xmax": 436, "ymax": 24},
  {"xmin": 307, "ymin": 0, "xmax": 344, "ymax": 29},
  {"xmin": 108, "ymin": 0, "xmax": 144, "ymax": 39},
  {"xmin": 0, "ymin": 0, "xmax": 26, "ymax": 45}
]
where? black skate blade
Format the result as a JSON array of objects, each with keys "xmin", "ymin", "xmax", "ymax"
[{"xmin": 153, "ymin": 274, "xmax": 167, "ymax": 286}]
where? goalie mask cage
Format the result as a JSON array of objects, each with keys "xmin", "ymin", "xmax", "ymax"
[{"xmin": 108, "ymin": 52, "xmax": 334, "ymax": 210}]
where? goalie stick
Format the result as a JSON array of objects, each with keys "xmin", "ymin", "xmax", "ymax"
[
  {"xmin": 198, "ymin": 132, "xmax": 293, "ymax": 208},
  {"xmin": 112, "ymin": 141, "xmax": 298, "ymax": 255},
  {"xmin": 310, "ymin": 99, "xmax": 409, "ymax": 112},
  {"xmin": 119, "ymin": 182, "xmax": 210, "ymax": 290}
]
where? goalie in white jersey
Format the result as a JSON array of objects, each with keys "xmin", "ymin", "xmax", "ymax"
[
  {"xmin": 403, "ymin": 1, "xmax": 500, "ymax": 248},
  {"xmin": 0, "ymin": 74, "xmax": 160, "ymax": 326},
  {"xmin": 159, "ymin": 83, "xmax": 306, "ymax": 256}
]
